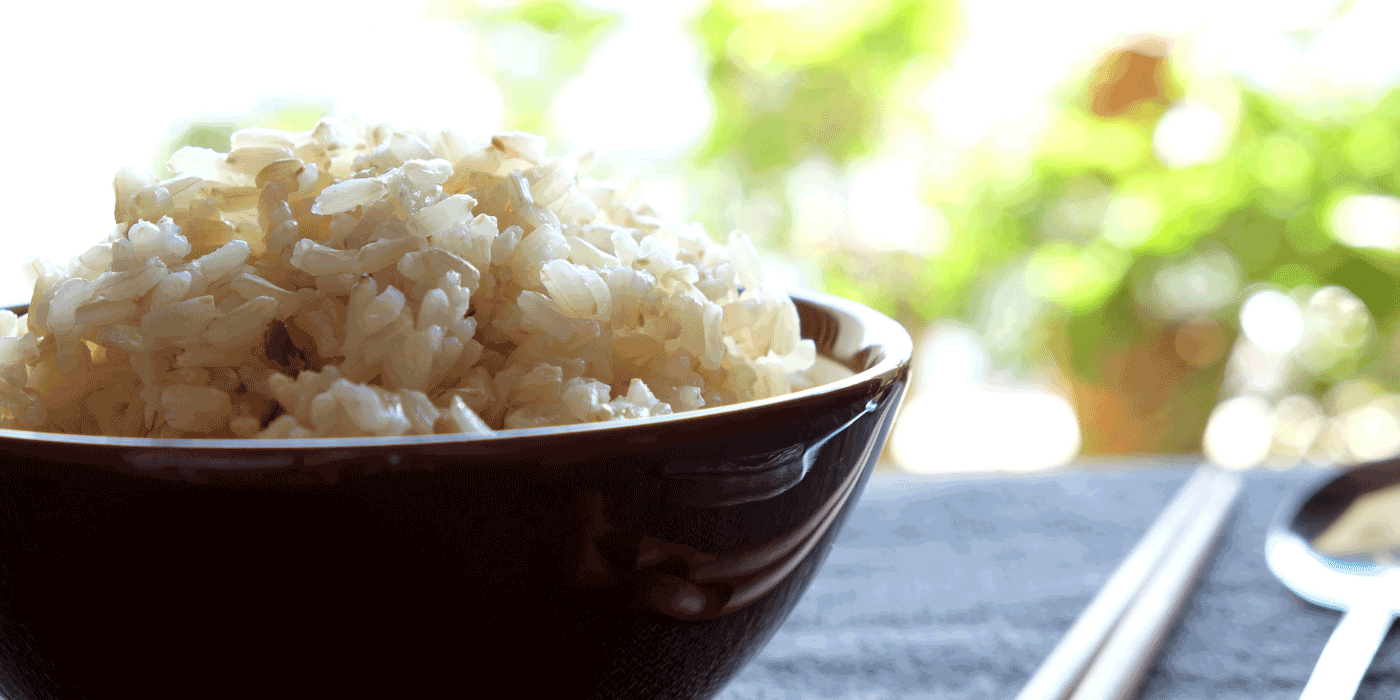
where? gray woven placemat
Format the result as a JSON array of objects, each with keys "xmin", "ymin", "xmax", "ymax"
[{"xmin": 717, "ymin": 465, "xmax": 1400, "ymax": 699}]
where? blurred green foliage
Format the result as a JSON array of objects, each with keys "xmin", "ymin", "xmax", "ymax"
[
  {"xmin": 1022, "ymin": 88, "xmax": 1400, "ymax": 354},
  {"xmin": 692, "ymin": 0, "xmax": 957, "ymax": 174},
  {"xmin": 888, "ymin": 71, "xmax": 1400, "ymax": 451}
]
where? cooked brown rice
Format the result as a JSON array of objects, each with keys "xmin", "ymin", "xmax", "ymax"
[{"xmin": 0, "ymin": 121, "xmax": 818, "ymax": 438}]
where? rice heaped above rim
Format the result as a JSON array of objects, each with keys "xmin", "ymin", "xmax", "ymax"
[{"xmin": 0, "ymin": 121, "xmax": 817, "ymax": 439}]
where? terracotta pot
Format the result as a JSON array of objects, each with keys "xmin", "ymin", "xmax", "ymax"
[{"xmin": 1054, "ymin": 319, "xmax": 1233, "ymax": 455}]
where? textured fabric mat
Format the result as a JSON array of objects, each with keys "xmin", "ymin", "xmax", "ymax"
[{"xmin": 717, "ymin": 465, "xmax": 1400, "ymax": 699}]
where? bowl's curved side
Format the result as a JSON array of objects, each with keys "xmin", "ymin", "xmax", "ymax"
[{"xmin": 0, "ymin": 293, "xmax": 912, "ymax": 700}]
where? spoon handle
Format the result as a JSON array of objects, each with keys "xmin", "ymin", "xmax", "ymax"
[{"xmin": 1300, "ymin": 606, "xmax": 1396, "ymax": 700}]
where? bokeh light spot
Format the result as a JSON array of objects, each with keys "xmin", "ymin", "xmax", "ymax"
[
  {"xmin": 1100, "ymin": 192, "xmax": 1162, "ymax": 247},
  {"xmin": 1330, "ymin": 194, "xmax": 1400, "ymax": 251},
  {"xmin": 1240, "ymin": 289, "xmax": 1305, "ymax": 352},
  {"xmin": 1152, "ymin": 101, "xmax": 1231, "ymax": 169},
  {"xmin": 1341, "ymin": 397, "xmax": 1400, "ymax": 461},
  {"xmin": 1204, "ymin": 395, "xmax": 1276, "ymax": 469},
  {"xmin": 1146, "ymin": 250, "xmax": 1241, "ymax": 319},
  {"xmin": 1272, "ymin": 394, "xmax": 1326, "ymax": 457}
]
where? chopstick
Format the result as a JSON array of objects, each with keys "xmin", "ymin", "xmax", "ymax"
[
  {"xmin": 1068, "ymin": 467, "xmax": 1242, "ymax": 700},
  {"xmin": 1013, "ymin": 465, "xmax": 1244, "ymax": 700}
]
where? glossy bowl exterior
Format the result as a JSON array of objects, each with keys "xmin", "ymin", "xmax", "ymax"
[{"xmin": 0, "ymin": 289, "xmax": 910, "ymax": 700}]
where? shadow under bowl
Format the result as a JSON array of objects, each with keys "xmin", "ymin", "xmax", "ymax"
[{"xmin": 0, "ymin": 288, "xmax": 911, "ymax": 700}]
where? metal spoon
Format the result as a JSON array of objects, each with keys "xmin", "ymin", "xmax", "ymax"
[{"xmin": 1266, "ymin": 459, "xmax": 1400, "ymax": 700}]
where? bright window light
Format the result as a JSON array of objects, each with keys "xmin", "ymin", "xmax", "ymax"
[{"xmin": 550, "ymin": 25, "xmax": 714, "ymax": 159}]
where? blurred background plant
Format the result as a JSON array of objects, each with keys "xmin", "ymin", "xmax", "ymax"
[{"xmin": 8, "ymin": 0, "xmax": 1400, "ymax": 473}]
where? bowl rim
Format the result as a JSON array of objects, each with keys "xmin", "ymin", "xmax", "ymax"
[{"xmin": 0, "ymin": 287, "xmax": 911, "ymax": 452}]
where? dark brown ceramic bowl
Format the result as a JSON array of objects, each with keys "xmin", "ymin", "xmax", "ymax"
[{"xmin": 0, "ymin": 288, "xmax": 910, "ymax": 700}]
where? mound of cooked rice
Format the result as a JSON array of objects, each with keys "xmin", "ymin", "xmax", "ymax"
[{"xmin": 0, "ymin": 121, "xmax": 818, "ymax": 438}]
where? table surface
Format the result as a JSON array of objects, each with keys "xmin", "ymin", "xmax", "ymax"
[{"xmin": 716, "ymin": 462, "xmax": 1400, "ymax": 700}]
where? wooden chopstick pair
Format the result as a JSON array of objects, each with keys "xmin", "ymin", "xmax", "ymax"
[{"xmin": 1013, "ymin": 465, "xmax": 1244, "ymax": 700}]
